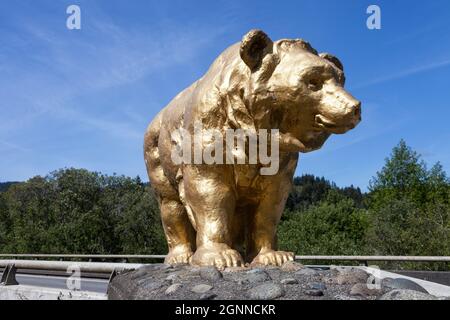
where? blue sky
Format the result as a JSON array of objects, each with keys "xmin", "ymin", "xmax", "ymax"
[{"xmin": 1, "ymin": 0, "xmax": 449, "ymax": 190}]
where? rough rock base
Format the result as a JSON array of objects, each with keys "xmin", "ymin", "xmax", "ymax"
[{"xmin": 107, "ymin": 262, "xmax": 441, "ymax": 300}]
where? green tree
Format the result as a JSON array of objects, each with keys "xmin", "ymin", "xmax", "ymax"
[
  {"xmin": 367, "ymin": 140, "xmax": 450, "ymax": 269},
  {"xmin": 44, "ymin": 169, "xmax": 116, "ymax": 253},
  {"xmin": 115, "ymin": 185, "xmax": 167, "ymax": 255},
  {"xmin": 1, "ymin": 176, "xmax": 56, "ymax": 253},
  {"xmin": 425, "ymin": 162, "xmax": 450, "ymax": 205},
  {"xmin": 286, "ymin": 175, "xmax": 365, "ymax": 212},
  {"xmin": 0, "ymin": 192, "xmax": 11, "ymax": 249},
  {"xmin": 369, "ymin": 139, "xmax": 427, "ymax": 207},
  {"xmin": 279, "ymin": 190, "xmax": 369, "ymax": 255},
  {"xmin": 0, "ymin": 168, "xmax": 166, "ymax": 256},
  {"xmin": 286, "ymin": 175, "xmax": 334, "ymax": 211}
]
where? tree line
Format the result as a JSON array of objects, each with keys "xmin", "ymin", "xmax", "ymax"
[
  {"xmin": 0, "ymin": 140, "xmax": 449, "ymax": 269},
  {"xmin": 0, "ymin": 171, "xmax": 166, "ymax": 256}
]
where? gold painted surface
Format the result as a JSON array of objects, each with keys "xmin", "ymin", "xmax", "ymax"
[{"xmin": 144, "ymin": 30, "xmax": 361, "ymax": 268}]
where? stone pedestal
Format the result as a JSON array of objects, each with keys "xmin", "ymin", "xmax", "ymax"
[{"xmin": 107, "ymin": 262, "xmax": 441, "ymax": 300}]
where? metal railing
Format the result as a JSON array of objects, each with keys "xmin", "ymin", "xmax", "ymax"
[
  {"xmin": 1, "ymin": 254, "xmax": 449, "ymax": 266},
  {"xmin": 0, "ymin": 260, "xmax": 143, "ymax": 273},
  {"xmin": 294, "ymin": 255, "xmax": 450, "ymax": 262},
  {"xmin": 0, "ymin": 254, "xmax": 166, "ymax": 260}
]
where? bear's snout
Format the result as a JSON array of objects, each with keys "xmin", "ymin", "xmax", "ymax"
[{"xmin": 348, "ymin": 101, "xmax": 362, "ymax": 124}]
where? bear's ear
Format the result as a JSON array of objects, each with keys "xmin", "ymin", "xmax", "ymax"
[
  {"xmin": 240, "ymin": 29, "xmax": 273, "ymax": 71},
  {"xmin": 319, "ymin": 53, "xmax": 344, "ymax": 72}
]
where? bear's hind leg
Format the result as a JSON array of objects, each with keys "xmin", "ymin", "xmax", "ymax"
[
  {"xmin": 145, "ymin": 116, "xmax": 196, "ymax": 264},
  {"xmin": 160, "ymin": 197, "xmax": 196, "ymax": 264}
]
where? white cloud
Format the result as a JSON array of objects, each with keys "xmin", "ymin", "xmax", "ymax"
[
  {"xmin": 354, "ymin": 59, "xmax": 450, "ymax": 89},
  {"xmin": 0, "ymin": 140, "xmax": 30, "ymax": 153},
  {"xmin": 0, "ymin": 14, "xmax": 230, "ymax": 140}
]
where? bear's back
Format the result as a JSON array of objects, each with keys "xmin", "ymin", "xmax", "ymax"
[{"xmin": 160, "ymin": 42, "xmax": 242, "ymax": 128}]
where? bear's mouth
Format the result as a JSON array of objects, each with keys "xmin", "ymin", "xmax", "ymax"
[{"xmin": 314, "ymin": 114, "xmax": 354, "ymax": 134}]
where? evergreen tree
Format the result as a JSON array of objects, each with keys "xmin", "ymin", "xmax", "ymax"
[
  {"xmin": 367, "ymin": 140, "xmax": 450, "ymax": 269},
  {"xmin": 369, "ymin": 139, "xmax": 427, "ymax": 207},
  {"xmin": 279, "ymin": 190, "xmax": 369, "ymax": 255}
]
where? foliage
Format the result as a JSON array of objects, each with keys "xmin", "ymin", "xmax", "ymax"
[
  {"xmin": 367, "ymin": 199, "xmax": 449, "ymax": 257},
  {"xmin": 0, "ymin": 182, "xmax": 18, "ymax": 192},
  {"xmin": 279, "ymin": 190, "xmax": 369, "ymax": 255},
  {"xmin": 286, "ymin": 175, "xmax": 365, "ymax": 212},
  {"xmin": 279, "ymin": 140, "xmax": 449, "ymax": 270},
  {"xmin": 0, "ymin": 140, "xmax": 449, "ymax": 271},
  {"xmin": 369, "ymin": 140, "xmax": 449, "ymax": 208},
  {"xmin": 366, "ymin": 140, "xmax": 450, "ymax": 269},
  {"xmin": 0, "ymin": 169, "xmax": 166, "ymax": 255}
]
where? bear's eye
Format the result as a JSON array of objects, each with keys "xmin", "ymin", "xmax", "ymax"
[{"xmin": 307, "ymin": 78, "xmax": 323, "ymax": 91}]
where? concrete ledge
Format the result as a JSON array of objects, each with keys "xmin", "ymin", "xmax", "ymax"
[
  {"xmin": 0, "ymin": 260, "xmax": 143, "ymax": 273},
  {"xmin": 0, "ymin": 285, "xmax": 107, "ymax": 300},
  {"xmin": 360, "ymin": 267, "xmax": 450, "ymax": 297},
  {"xmin": 393, "ymin": 270, "xmax": 450, "ymax": 286}
]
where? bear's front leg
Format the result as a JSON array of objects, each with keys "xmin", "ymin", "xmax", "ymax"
[
  {"xmin": 183, "ymin": 165, "xmax": 244, "ymax": 269},
  {"xmin": 247, "ymin": 181, "xmax": 294, "ymax": 266}
]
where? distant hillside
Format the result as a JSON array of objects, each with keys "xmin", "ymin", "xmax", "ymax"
[
  {"xmin": 0, "ymin": 182, "xmax": 19, "ymax": 192},
  {"xmin": 285, "ymin": 174, "xmax": 365, "ymax": 211}
]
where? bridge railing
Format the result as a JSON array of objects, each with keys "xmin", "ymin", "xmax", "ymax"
[
  {"xmin": 1, "ymin": 254, "xmax": 449, "ymax": 261},
  {"xmin": 1, "ymin": 254, "xmax": 449, "ymax": 272},
  {"xmin": 0, "ymin": 254, "xmax": 167, "ymax": 260}
]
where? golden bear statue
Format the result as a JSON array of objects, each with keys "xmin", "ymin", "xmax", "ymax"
[{"xmin": 144, "ymin": 30, "xmax": 361, "ymax": 268}]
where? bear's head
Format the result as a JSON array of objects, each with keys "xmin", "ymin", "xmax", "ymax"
[{"xmin": 229, "ymin": 29, "xmax": 361, "ymax": 153}]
